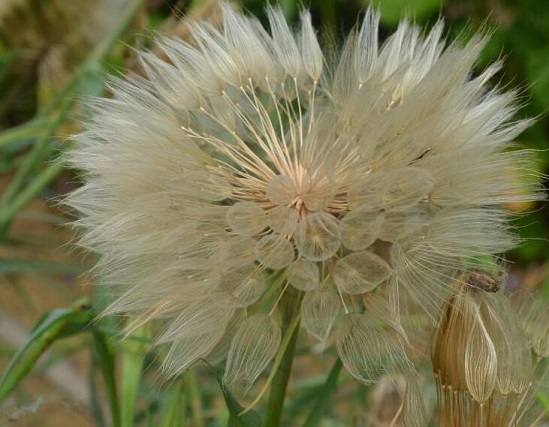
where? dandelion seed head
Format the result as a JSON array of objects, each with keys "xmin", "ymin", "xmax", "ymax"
[{"xmin": 66, "ymin": 3, "xmax": 541, "ymax": 388}]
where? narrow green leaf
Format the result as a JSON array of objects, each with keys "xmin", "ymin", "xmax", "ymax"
[
  {"xmin": 0, "ymin": 298, "xmax": 92, "ymax": 401},
  {"xmin": 93, "ymin": 326, "xmax": 121, "ymax": 427},
  {"xmin": 0, "ymin": 259, "xmax": 86, "ymax": 275},
  {"xmin": 89, "ymin": 351, "xmax": 108, "ymax": 427},
  {"xmin": 91, "ymin": 257, "xmax": 121, "ymax": 427},
  {"xmin": 161, "ymin": 379, "xmax": 187, "ymax": 427},
  {"xmin": 186, "ymin": 370, "xmax": 205, "ymax": 427},
  {"xmin": 213, "ymin": 374, "xmax": 262, "ymax": 427},
  {"xmin": 0, "ymin": 118, "xmax": 46, "ymax": 149},
  {"xmin": 0, "ymin": 98, "xmax": 73, "ymax": 208},
  {"xmin": 121, "ymin": 324, "xmax": 151, "ymax": 427},
  {"xmin": 77, "ymin": 62, "xmax": 106, "ymax": 98},
  {"xmin": 302, "ymin": 359, "xmax": 343, "ymax": 427},
  {"xmin": 0, "ymin": 160, "xmax": 65, "ymax": 239}
]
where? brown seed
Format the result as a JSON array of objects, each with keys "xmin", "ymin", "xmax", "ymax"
[{"xmin": 461, "ymin": 269, "xmax": 500, "ymax": 293}]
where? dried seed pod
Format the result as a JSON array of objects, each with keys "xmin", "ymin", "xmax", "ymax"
[{"xmin": 432, "ymin": 270, "xmax": 532, "ymax": 426}]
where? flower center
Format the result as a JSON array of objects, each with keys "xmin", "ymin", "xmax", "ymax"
[{"xmin": 266, "ymin": 168, "xmax": 334, "ymax": 215}]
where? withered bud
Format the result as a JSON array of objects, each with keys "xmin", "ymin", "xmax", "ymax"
[{"xmin": 432, "ymin": 270, "xmax": 532, "ymax": 426}]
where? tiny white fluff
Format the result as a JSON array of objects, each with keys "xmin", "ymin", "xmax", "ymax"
[{"xmin": 65, "ymin": 3, "xmax": 542, "ymax": 390}]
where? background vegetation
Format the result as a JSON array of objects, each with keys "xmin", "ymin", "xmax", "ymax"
[{"xmin": 0, "ymin": 0, "xmax": 548, "ymax": 426}]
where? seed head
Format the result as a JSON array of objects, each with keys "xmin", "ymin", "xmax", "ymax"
[{"xmin": 66, "ymin": 3, "xmax": 541, "ymax": 389}]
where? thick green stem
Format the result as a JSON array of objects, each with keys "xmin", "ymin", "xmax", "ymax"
[{"xmin": 264, "ymin": 288, "xmax": 301, "ymax": 427}]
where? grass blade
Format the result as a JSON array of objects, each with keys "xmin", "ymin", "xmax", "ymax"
[
  {"xmin": 93, "ymin": 326, "xmax": 121, "ymax": 427},
  {"xmin": 161, "ymin": 379, "xmax": 187, "ymax": 427},
  {"xmin": 0, "ymin": 259, "xmax": 86, "ymax": 275},
  {"xmin": 302, "ymin": 358, "xmax": 343, "ymax": 427},
  {"xmin": 121, "ymin": 324, "xmax": 151, "ymax": 427},
  {"xmin": 0, "ymin": 297, "xmax": 92, "ymax": 401},
  {"xmin": 214, "ymin": 375, "xmax": 262, "ymax": 427}
]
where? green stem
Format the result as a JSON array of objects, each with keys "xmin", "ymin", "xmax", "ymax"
[{"xmin": 264, "ymin": 288, "xmax": 301, "ymax": 427}]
